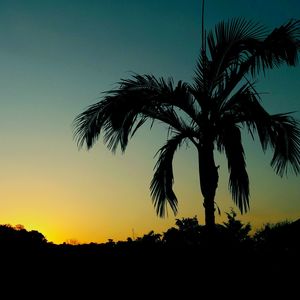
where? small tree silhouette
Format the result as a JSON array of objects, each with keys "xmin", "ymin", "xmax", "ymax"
[{"xmin": 223, "ymin": 208, "xmax": 251, "ymax": 242}]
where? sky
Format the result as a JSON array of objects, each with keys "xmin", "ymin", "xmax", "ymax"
[{"xmin": 0, "ymin": 0, "xmax": 299, "ymax": 244}]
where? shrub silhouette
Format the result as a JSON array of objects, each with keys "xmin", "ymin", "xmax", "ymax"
[
  {"xmin": 0, "ymin": 224, "xmax": 47, "ymax": 252},
  {"xmin": 163, "ymin": 216, "xmax": 202, "ymax": 246},
  {"xmin": 254, "ymin": 219, "xmax": 300, "ymax": 253}
]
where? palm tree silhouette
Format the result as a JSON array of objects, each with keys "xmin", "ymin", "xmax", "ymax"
[{"xmin": 73, "ymin": 18, "xmax": 300, "ymax": 229}]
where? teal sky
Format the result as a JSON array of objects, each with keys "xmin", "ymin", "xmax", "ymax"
[{"xmin": 0, "ymin": 0, "xmax": 299, "ymax": 244}]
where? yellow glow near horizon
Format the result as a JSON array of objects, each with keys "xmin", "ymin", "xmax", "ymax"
[{"xmin": 0, "ymin": 128, "xmax": 299, "ymax": 245}]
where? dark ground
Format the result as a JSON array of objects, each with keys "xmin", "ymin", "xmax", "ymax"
[{"xmin": 0, "ymin": 218, "xmax": 299, "ymax": 298}]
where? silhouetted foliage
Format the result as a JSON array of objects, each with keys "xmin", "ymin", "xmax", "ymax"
[
  {"xmin": 136, "ymin": 230, "xmax": 162, "ymax": 245},
  {"xmin": 0, "ymin": 215, "xmax": 299, "ymax": 296},
  {"xmin": 254, "ymin": 219, "xmax": 300, "ymax": 253},
  {"xmin": 0, "ymin": 224, "xmax": 47, "ymax": 252},
  {"xmin": 74, "ymin": 17, "xmax": 300, "ymax": 230},
  {"xmin": 223, "ymin": 208, "xmax": 252, "ymax": 241},
  {"xmin": 163, "ymin": 216, "xmax": 202, "ymax": 246}
]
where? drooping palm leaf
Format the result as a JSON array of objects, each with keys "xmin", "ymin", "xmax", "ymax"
[
  {"xmin": 219, "ymin": 124, "xmax": 250, "ymax": 213},
  {"xmin": 73, "ymin": 100, "xmax": 107, "ymax": 149},
  {"xmin": 150, "ymin": 133, "xmax": 188, "ymax": 217},
  {"xmin": 220, "ymin": 83, "xmax": 300, "ymax": 177},
  {"xmin": 114, "ymin": 74, "xmax": 199, "ymax": 121},
  {"xmin": 219, "ymin": 81, "xmax": 300, "ymax": 177},
  {"xmin": 268, "ymin": 114, "xmax": 300, "ymax": 176},
  {"xmin": 74, "ymin": 74, "xmax": 197, "ymax": 153},
  {"xmin": 250, "ymin": 19, "xmax": 300, "ymax": 75}
]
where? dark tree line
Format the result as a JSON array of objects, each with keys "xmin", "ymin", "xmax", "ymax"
[
  {"xmin": 1, "ymin": 212, "xmax": 299, "ymax": 254},
  {"xmin": 0, "ymin": 214, "xmax": 298, "ymax": 297}
]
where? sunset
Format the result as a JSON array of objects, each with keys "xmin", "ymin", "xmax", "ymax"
[{"xmin": 0, "ymin": 0, "xmax": 299, "ymax": 247}]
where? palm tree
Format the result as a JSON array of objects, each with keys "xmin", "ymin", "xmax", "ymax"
[{"xmin": 73, "ymin": 18, "xmax": 300, "ymax": 229}]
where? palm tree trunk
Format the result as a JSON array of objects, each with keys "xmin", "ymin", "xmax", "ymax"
[{"xmin": 198, "ymin": 144, "xmax": 219, "ymax": 229}]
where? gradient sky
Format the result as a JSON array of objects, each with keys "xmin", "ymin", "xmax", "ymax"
[{"xmin": 0, "ymin": 0, "xmax": 299, "ymax": 244}]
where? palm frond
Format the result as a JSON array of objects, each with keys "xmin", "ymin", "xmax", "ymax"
[
  {"xmin": 73, "ymin": 94, "xmax": 140, "ymax": 153},
  {"xmin": 216, "ymin": 80, "xmax": 268, "ymax": 146},
  {"xmin": 219, "ymin": 80, "xmax": 265, "ymax": 125},
  {"xmin": 150, "ymin": 133, "xmax": 187, "ymax": 217},
  {"xmin": 193, "ymin": 52, "xmax": 210, "ymax": 93},
  {"xmin": 219, "ymin": 86, "xmax": 300, "ymax": 177},
  {"xmin": 120, "ymin": 74, "xmax": 198, "ymax": 121},
  {"xmin": 207, "ymin": 18, "xmax": 266, "ymax": 74},
  {"xmin": 250, "ymin": 19, "xmax": 300, "ymax": 75},
  {"xmin": 218, "ymin": 124, "xmax": 250, "ymax": 214},
  {"xmin": 268, "ymin": 114, "xmax": 300, "ymax": 176},
  {"xmin": 73, "ymin": 74, "xmax": 197, "ymax": 153},
  {"xmin": 204, "ymin": 18, "xmax": 266, "ymax": 96},
  {"xmin": 73, "ymin": 100, "xmax": 107, "ymax": 149},
  {"xmin": 220, "ymin": 84, "xmax": 300, "ymax": 176},
  {"xmin": 210, "ymin": 19, "xmax": 300, "ymax": 104}
]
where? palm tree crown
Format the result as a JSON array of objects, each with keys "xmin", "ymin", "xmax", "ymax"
[{"xmin": 74, "ymin": 18, "xmax": 300, "ymax": 226}]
